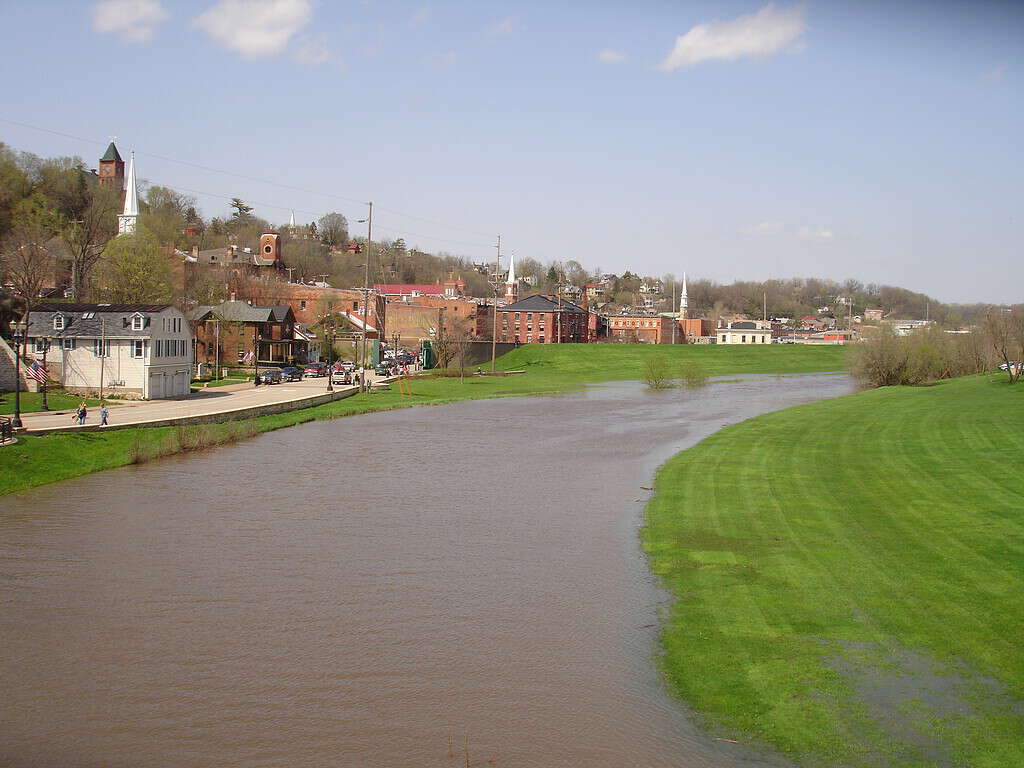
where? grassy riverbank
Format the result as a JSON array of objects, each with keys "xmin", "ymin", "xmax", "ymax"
[
  {"xmin": 643, "ymin": 374, "xmax": 1024, "ymax": 767},
  {"xmin": 2, "ymin": 345, "xmax": 848, "ymax": 497}
]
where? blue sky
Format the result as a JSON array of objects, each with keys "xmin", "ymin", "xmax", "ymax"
[{"xmin": 2, "ymin": 0, "xmax": 1021, "ymax": 303}]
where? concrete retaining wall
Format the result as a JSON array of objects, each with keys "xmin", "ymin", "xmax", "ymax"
[{"xmin": 24, "ymin": 387, "xmax": 359, "ymax": 436}]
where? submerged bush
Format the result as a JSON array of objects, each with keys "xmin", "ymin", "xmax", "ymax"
[
  {"xmin": 644, "ymin": 356, "xmax": 672, "ymax": 389},
  {"xmin": 678, "ymin": 361, "xmax": 708, "ymax": 389}
]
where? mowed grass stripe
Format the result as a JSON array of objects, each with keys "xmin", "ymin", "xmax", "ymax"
[{"xmin": 643, "ymin": 375, "xmax": 1024, "ymax": 766}]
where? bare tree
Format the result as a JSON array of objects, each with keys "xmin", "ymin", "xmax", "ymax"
[
  {"xmin": 983, "ymin": 310, "xmax": 1024, "ymax": 383},
  {"xmin": 63, "ymin": 184, "xmax": 119, "ymax": 299},
  {"xmin": 318, "ymin": 212, "xmax": 349, "ymax": 249},
  {"xmin": 1, "ymin": 224, "xmax": 59, "ymax": 360}
]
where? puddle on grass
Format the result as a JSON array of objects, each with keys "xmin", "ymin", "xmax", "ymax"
[{"xmin": 827, "ymin": 644, "xmax": 1024, "ymax": 767}]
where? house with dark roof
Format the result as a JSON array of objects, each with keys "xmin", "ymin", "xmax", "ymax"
[
  {"xmin": 495, "ymin": 294, "xmax": 590, "ymax": 344},
  {"xmin": 715, "ymin": 320, "xmax": 772, "ymax": 345},
  {"xmin": 24, "ymin": 303, "xmax": 193, "ymax": 399},
  {"xmin": 190, "ymin": 300, "xmax": 306, "ymax": 368}
]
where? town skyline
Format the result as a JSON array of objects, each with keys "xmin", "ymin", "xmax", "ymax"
[{"xmin": 2, "ymin": 0, "xmax": 1021, "ymax": 304}]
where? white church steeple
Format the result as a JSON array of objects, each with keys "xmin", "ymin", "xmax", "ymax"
[
  {"xmin": 117, "ymin": 151, "xmax": 139, "ymax": 236},
  {"xmin": 504, "ymin": 251, "xmax": 518, "ymax": 302},
  {"xmin": 679, "ymin": 272, "xmax": 689, "ymax": 320}
]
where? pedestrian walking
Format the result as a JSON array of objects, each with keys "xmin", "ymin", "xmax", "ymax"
[
  {"xmin": 76, "ymin": 401, "xmax": 87, "ymax": 425},
  {"xmin": 100, "ymin": 402, "xmax": 109, "ymax": 426}
]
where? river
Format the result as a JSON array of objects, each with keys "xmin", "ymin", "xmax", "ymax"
[{"xmin": 0, "ymin": 374, "xmax": 853, "ymax": 767}]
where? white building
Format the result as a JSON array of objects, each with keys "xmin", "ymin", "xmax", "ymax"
[
  {"xmin": 25, "ymin": 304, "xmax": 194, "ymax": 399},
  {"xmin": 716, "ymin": 320, "xmax": 772, "ymax": 345}
]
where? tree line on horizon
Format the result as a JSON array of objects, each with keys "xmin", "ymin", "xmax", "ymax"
[{"xmin": 1, "ymin": 142, "xmax": 1017, "ymax": 330}]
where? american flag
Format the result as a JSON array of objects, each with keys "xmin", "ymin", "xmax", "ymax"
[
  {"xmin": 241, "ymin": 350, "xmax": 254, "ymax": 363},
  {"xmin": 27, "ymin": 360, "xmax": 49, "ymax": 384}
]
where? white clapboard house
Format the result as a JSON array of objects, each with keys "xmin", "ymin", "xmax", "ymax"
[{"xmin": 25, "ymin": 304, "xmax": 194, "ymax": 399}]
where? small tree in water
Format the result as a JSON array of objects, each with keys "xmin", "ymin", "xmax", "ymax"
[
  {"xmin": 679, "ymin": 361, "xmax": 708, "ymax": 389},
  {"xmin": 644, "ymin": 355, "xmax": 672, "ymax": 389}
]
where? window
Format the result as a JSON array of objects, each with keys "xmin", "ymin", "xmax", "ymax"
[
  {"xmin": 300, "ymin": 300, "xmax": 307, "ymax": 311},
  {"xmin": 741, "ymin": 335, "xmax": 746, "ymax": 343},
  {"xmin": 352, "ymin": 301, "xmax": 358, "ymax": 310},
  {"xmin": 131, "ymin": 315, "xmax": 145, "ymax": 330},
  {"xmin": 514, "ymin": 313, "xmax": 520, "ymax": 320},
  {"xmin": 237, "ymin": 344, "xmax": 245, "ymax": 359},
  {"xmin": 93, "ymin": 340, "xmax": 110, "ymax": 357},
  {"xmin": 53, "ymin": 315, "xmax": 65, "ymax": 330},
  {"xmin": 33, "ymin": 339, "xmax": 47, "ymax": 353},
  {"xmin": 130, "ymin": 339, "xmax": 145, "ymax": 358},
  {"xmin": 62, "ymin": 338, "xmax": 75, "ymax": 350},
  {"xmin": 720, "ymin": 335, "xmax": 726, "ymax": 343},
  {"xmin": 207, "ymin": 343, "xmax": 214, "ymax": 355},
  {"xmin": 155, "ymin": 340, "xmax": 162, "ymax": 357}
]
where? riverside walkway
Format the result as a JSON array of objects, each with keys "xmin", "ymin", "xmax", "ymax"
[{"xmin": 13, "ymin": 375, "xmax": 380, "ymax": 434}]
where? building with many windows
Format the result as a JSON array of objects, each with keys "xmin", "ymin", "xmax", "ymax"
[
  {"xmin": 716, "ymin": 320, "xmax": 772, "ymax": 344},
  {"xmin": 24, "ymin": 304, "xmax": 194, "ymax": 399},
  {"xmin": 495, "ymin": 294, "xmax": 589, "ymax": 344}
]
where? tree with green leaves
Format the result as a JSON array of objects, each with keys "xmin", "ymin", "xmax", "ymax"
[
  {"xmin": 229, "ymin": 198, "xmax": 254, "ymax": 221},
  {"xmin": 96, "ymin": 229, "xmax": 173, "ymax": 304}
]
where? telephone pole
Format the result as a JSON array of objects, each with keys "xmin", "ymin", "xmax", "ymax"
[
  {"xmin": 359, "ymin": 201, "xmax": 373, "ymax": 392},
  {"xmin": 490, "ymin": 235, "xmax": 500, "ymax": 372}
]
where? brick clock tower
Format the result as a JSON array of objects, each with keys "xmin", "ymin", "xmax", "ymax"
[{"xmin": 98, "ymin": 141, "xmax": 125, "ymax": 189}]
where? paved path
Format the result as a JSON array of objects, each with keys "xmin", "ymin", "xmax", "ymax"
[{"xmin": 16, "ymin": 373, "xmax": 381, "ymax": 432}]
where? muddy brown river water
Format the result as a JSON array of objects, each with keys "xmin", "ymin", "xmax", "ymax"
[{"xmin": 1, "ymin": 374, "xmax": 853, "ymax": 767}]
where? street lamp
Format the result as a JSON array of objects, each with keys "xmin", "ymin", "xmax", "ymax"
[
  {"xmin": 254, "ymin": 330, "xmax": 262, "ymax": 385},
  {"xmin": 38, "ymin": 337, "xmax": 51, "ymax": 411},
  {"xmin": 325, "ymin": 330, "xmax": 334, "ymax": 392},
  {"xmin": 11, "ymin": 322, "xmax": 24, "ymax": 429}
]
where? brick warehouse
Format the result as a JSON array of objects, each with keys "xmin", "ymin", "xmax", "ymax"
[{"xmin": 496, "ymin": 294, "xmax": 589, "ymax": 344}]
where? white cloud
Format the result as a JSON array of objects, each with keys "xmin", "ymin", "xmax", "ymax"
[
  {"xmin": 797, "ymin": 225, "xmax": 834, "ymax": 241},
  {"xmin": 660, "ymin": 3, "xmax": 807, "ymax": 71},
  {"xmin": 194, "ymin": 0, "xmax": 312, "ymax": 58},
  {"xmin": 982, "ymin": 64, "xmax": 1006, "ymax": 81},
  {"xmin": 410, "ymin": 6, "xmax": 429, "ymax": 26},
  {"xmin": 92, "ymin": 0, "xmax": 169, "ymax": 42},
  {"xmin": 746, "ymin": 220, "xmax": 786, "ymax": 236},
  {"xmin": 597, "ymin": 49, "xmax": 627, "ymax": 64},
  {"xmin": 293, "ymin": 34, "xmax": 333, "ymax": 66},
  {"xmin": 429, "ymin": 50, "xmax": 457, "ymax": 68},
  {"xmin": 485, "ymin": 17, "xmax": 515, "ymax": 37}
]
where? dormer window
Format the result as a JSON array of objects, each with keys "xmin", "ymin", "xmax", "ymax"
[
  {"xmin": 131, "ymin": 315, "xmax": 145, "ymax": 330},
  {"xmin": 53, "ymin": 315, "xmax": 65, "ymax": 331}
]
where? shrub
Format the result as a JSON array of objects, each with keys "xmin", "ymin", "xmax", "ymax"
[
  {"xmin": 644, "ymin": 356, "xmax": 672, "ymax": 389},
  {"xmin": 679, "ymin": 361, "xmax": 708, "ymax": 389}
]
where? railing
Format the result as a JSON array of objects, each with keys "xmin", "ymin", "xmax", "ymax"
[{"xmin": 0, "ymin": 415, "xmax": 11, "ymax": 443}]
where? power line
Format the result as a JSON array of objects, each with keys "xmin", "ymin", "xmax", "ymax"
[{"xmin": 0, "ymin": 116, "xmax": 499, "ymax": 240}]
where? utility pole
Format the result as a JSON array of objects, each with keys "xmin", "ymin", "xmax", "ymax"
[
  {"xmin": 671, "ymin": 281, "xmax": 677, "ymax": 345},
  {"xmin": 490, "ymin": 235, "xmax": 500, "ymax": 372},
  {"xmin": 359, "ymin": 201, "xmax": 373, "ymax": 392}
]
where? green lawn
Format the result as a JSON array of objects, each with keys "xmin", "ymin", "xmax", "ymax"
[
  {"xmin": 642, "ymin": 374, "xmax": 1024, "ymax": 767},
  {"xmin": 493, "ymin": 343, "xmax": 849, "ymax": 383},
  {"xmin": 0, "ymin": 388, "xmax": 106, "ymax": 415}
]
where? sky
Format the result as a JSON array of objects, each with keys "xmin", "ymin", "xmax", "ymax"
[{"xmin": 1, "ymin": 0, "xmax": 1021, "ymax": 303}]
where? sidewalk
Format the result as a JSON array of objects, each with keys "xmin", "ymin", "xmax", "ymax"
[{"xmin": 16, "ymin": 374, "xmax": 374, "ymax": 434}]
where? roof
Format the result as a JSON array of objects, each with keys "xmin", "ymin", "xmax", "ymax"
[
  {"xmin": 499, "ymin": 294, "xmax": 588, "ymax": 314},
  {"xmin": 191, "ymin": 300, "xmax": 294, "ymax": 324},
  {"xmin": 100, "ymin": 142, "xmax": 122, "ymax": 163},
  {"xmin": 26, "ymin": 304, "xmax": 181, "ymax": 339},
  {"xmin": 374, "ymin": 284, "xmax": 445, "ymax": 295}
]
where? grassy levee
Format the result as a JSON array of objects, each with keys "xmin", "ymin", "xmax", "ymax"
[
  {"xmin": 642, "ymin": 374, "xmax": 1024, "ymax": 767},
  {"xmin": 1, "ymin": 345, "xmax": 847, "ymax": 497},
  {"xmin": 493, "ymin": 343, "xmax": 848, "ymax": 382}
]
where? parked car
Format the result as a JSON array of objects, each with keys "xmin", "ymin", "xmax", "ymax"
[
  {"xmin": 374, "ymin": 363, "xmax": 393, "ymax": 376},
  {"xmin": 258, "ymin": 369, "xmax": 283, "ymax": 385},
  {"xmin": 303, "ymin": 362, "xmax": 328, "ymax": 377},
  {"xmin": 998, "ymin": 361, "xmax": 1022, "ymax": 372},
  {"xmin": 331, "ymin": 369, "xmax": 352, "ymax": 385},
  {"xmin": 279, "ymin": 366, "xmax": 303, "ymax": 382},
  {"xmin": 339, "ymin": 361, "xmax": 356, "ymax": 372}
]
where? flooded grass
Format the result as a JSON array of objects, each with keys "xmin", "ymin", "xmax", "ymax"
[{"xmin": 642, "ymin": 375, "xmax": 1024, "ymax": 766}]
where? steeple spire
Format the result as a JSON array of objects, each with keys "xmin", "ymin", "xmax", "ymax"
[
  {"xmin": 679, "ymin": 272, "xmax": 689, "ymax": 319},
  {"xmin": 504, "ymin": 252, "xmax": 518, "ymax": 302},
  {"xmin": 117, "ymin": 151, "xmax": 139, "ymax": 236}
]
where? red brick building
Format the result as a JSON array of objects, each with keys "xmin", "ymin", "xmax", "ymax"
[
  {"xmin": 190, "ymin": 300, "xmax": 305, "ymax": 367},
  {"xmin": 496, "ymin": 294, "xmax": 589, "ymax": 344}
]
